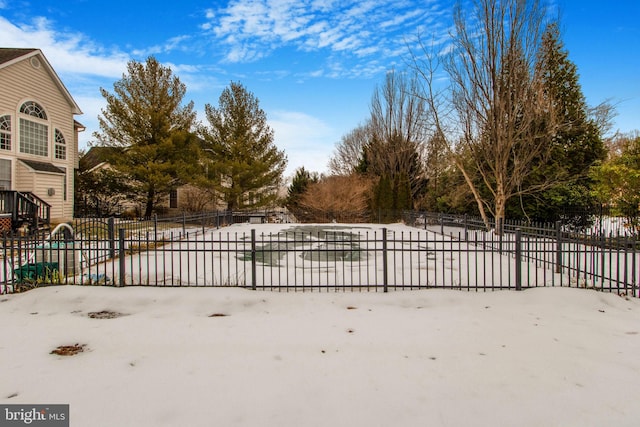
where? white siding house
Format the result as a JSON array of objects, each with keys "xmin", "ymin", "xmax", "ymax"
[{"xmin": 0, "ymin": 48, "xmax": 83, "ymax": 223}]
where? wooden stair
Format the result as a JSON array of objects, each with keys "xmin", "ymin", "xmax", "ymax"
[{"xmin": 0, "ymin": 190, "xmax": 51, "ymax": 235}]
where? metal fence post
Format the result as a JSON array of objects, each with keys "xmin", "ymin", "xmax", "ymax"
[
  {"xmin": 382, "ymin": 227, "xmax": 388, "ymax": 292},
  {"xmin": 600, "ymin": 233, "xmax": 607, "ymax": 290},
  {"xmin": 1, "ymin": 233, "xmax": 8, "ymax": 293},
  {"xmin": 108, "ymin": 217, "xmax": 115, "ymax": 259},
  {"xmin": 555, "ymin": 220, "xmax": 562, "ymax": 273},
  {"xmin": 632, "ymin": 239, "xmax": 637, "ymax": 295},
  {"xmin": 118, "ymin": 228, "xmax": 126, "ymax": 287},
  {"xmin": 251, "ymin": 229, "xmax": 257, "ymax": 290},
  {"xmin": 153, "ymin": 213, "xmax": 158, "ymax": 239},
  {"xmin": 464, "ymin": 214, "xmax": 468, "ymax": 241},
  {"xmin": 515, "ymin": 228, "xmax": 522, "ymax": 291}
]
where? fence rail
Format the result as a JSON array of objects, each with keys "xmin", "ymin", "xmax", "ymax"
[{"xmin": 1, "ymin": 213, "xmax": 638, "ymax": 295}]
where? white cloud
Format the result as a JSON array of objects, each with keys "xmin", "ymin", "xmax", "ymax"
[
  {"xmin": 354, "ymin": 46, "xmax": 379, "ymax": 57},
  {"xmin": 0, "ymin": 16, "xmax": 136, "ymax": 150},
  {"xmin": 131, "ymin": 35, "xmax": 193, "ymax": 58},
  {"xmin": 332, "ymin": 35, "xmax": 362, "ymax": 52},
  {"xmin": 73, "ymin": 95, "xmax": 106, "ymax": 149},
  {"xmin": 0, "ymin": 16, "xmax": 129, "ymax": 78},
  {"xmin": 204, "ymin": 0, "xmax": 450, "ymax": 76},
  {"xmin": 269, "ymin": 110, "xmax": 338, "ymax": 175},
  {"xmin": 0, "ymin": 14, "xmax": 220, "ymax": 150},
  {"xmin": 378, "ymin": 8, "xmax": 425, "ymax": 29}
]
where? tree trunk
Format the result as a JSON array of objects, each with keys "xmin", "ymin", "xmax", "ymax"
[
  {"xmin": 453, "ymin": 157, "xmax": 492, "ymax": 231},
  {"xmin": 144, "ymin": 187, "xmax": 155, "ymax": 218},
  {"xmin": 226, "ymin": 179, "xmax": 238, "ymax": 211},
  {"xmin": 226, "ymin": 190, "xmax": 236, "ymax": 211},
  {"xmin": 495, "ymin": 194, "xmax": 506, "ymax": 236}
]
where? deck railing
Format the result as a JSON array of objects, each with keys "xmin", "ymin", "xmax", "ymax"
[{"xmin": 0, "ymin": 190, "xmax": 51, "ymax": 232}]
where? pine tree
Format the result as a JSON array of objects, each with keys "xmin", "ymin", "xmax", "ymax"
[
  {"xmin": 201, "ymin": 82, "xmax": 287, "ymax": 211},
  {"xmin": 372, "ymin": 174, "xmax": 393, "ymax": 222},
  {"xmin": 95, "ymin": 56, "xmax": 199, "ymax": 217},
  {"xmin": 395, "ymin": 172, "xmax": 412, "ymax": 211},
  {"xmin": 510, "ymin": 23, "xmax": 606, "ymax": 221},
  {"xmin": 286, "ymin": 167, "xmax": 318, "ymax": 217}
]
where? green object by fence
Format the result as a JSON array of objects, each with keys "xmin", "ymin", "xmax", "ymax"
[{"xmin": 14, "ymin": 262, "xmax": 59, "ymax": 283}]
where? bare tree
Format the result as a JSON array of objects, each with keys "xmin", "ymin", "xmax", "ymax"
[
  {"xmin": 366, "ymin": 69, "xmax": 429, "ymax": 207},
  {"xmin": 179, "ymin": 186, "xmax": 220, "ymax": 213},
  {"xmin": 411, "ymin": 0, "xmax": 556, "ymax": 231},
  {"xmin": 328, "ymin": 122, "xmax": 371, "ymax": 176},
  {"xmin": 298, "ymin": 175, "xmax": 372, "ymax": 222},
  {"xmin": 589, "ymin": 100, "xmax": 618, "ymax": 139}
]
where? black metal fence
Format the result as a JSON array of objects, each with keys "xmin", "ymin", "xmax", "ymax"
[
  {"xmin": 1, "ymin": 211, "xmax": 638, "ymax": 295},
  {"xmin": 402, "ymin": 211, "xmax": 639, "ymax": 237}
]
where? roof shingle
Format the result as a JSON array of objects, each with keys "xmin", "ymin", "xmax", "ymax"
[
  {"xmin": 19, "ymin": 159, "xmax": 65, "ymax": 174},
  {"xmin": 0, "ymin": 48, "xmax": 37, "ymax": 65}
]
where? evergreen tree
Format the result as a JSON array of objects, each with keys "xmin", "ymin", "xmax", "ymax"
[
  {"xmin": 372, "ymin": 174, "xmax": 393, "ymax": 221},
  {"xmin": 363, "ymin": 131, "xmax": 424, "ymax": 220},
  {"xmin": 201, "ymin": 82, "xmax": 287, "ymax": 210},
  {"xmin": 395, "ymin": 172, "xmax": 412, "ymax": 211},
  {"xmin": 509, "ymin": 23, "xmax": 606, "ymax": 222},
  {"xmin": 95, "ymin": 57, "xmax": 199, "ymax": 217},
  {"xmin": 285, "ymin": 167, "xmax": 318, "ymax": 216},
  {"xmin": 591, "ymin": 133, "xmax": 640, "ymax": 233}
]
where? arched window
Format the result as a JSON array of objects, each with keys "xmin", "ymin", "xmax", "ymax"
[
  {"xmin": 19, "ymin": 101, "xmax": 47, "ymax": 120},
  {"xmin": 0, "ymin": 115, "xmax": 10, "ymax": 151},
  {"xmin": 54, "ymin": 129, "xmax": 66, "ymax": 160},
  {"xmin": 19, "ymin": 101, "xmax": 48, "ymax": 156}
]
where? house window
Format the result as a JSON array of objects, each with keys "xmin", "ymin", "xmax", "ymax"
[
  {"xmin": 19, "ymin": 118, "xmax": 48, "ymax": 156},
  {"xmin": 19, "ymin": 100, "xmax": 49, "ymax": 157},
  {"xmin": 169, "ymin": 189, "xmax": 178, "ymax": 209},
  {"xmin": 55, "ymin": 129, "xmax": 66, "ymax": 160},
  {"xmin": 0, "ymin": 159, "xmax": 10, "ymax": 190},
  {"xmin": 19, "ymin": 101, "xmax": 47, "ymax": 120},
  {"xmin": 0, "ymin": 115, "xmax": 10, "ymax": 151}
]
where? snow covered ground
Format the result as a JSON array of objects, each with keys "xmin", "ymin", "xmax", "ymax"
[{"xmin": 2, "ymin": 285, "xmax": 640, "ymax": 426}]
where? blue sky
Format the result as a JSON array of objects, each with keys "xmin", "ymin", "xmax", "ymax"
[{"xmin": 1, "ymin": 0, "xmax": 638, "ymax": 176}]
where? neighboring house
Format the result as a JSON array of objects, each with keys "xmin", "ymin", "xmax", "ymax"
[
  {"xmin": 76, "ymin": 146, "xmax": 133, "ymax": 217},
  {"xmin": 0, "ymin": 48, "xmax": 83, "ymax": 230},
  {"xmin": 80, "ymin": 146, "xmax": 225, "ymax": 216},
  {"xmin": 79, "ymin": 146, "xmax": 287, "ymax": 218}
]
